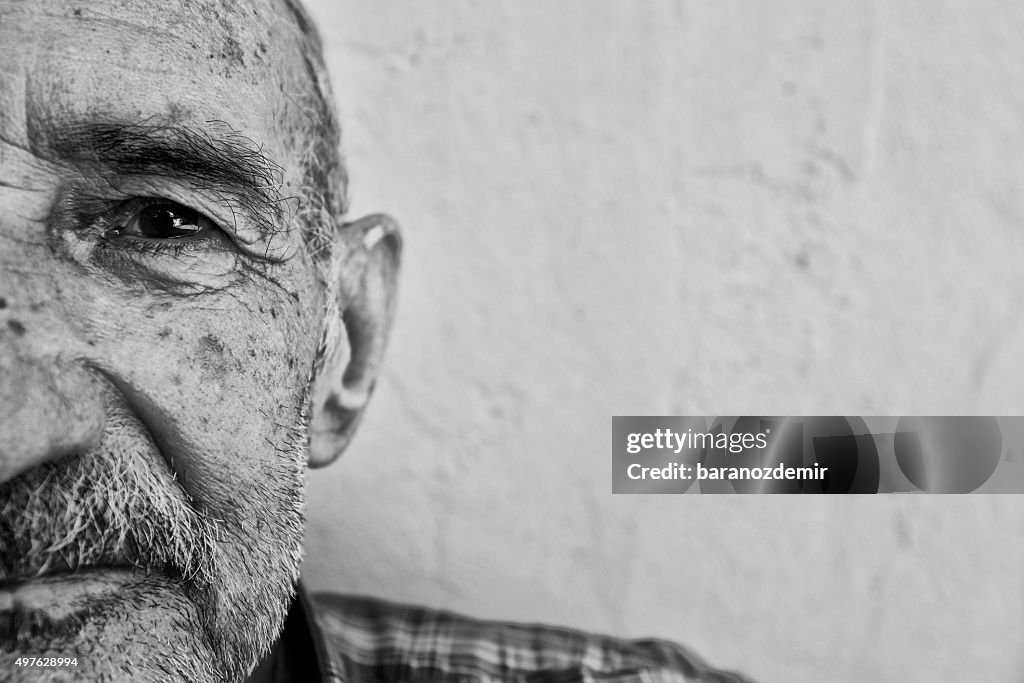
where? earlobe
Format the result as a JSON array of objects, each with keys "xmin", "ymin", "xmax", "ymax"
[{"xmin": 308, "ymin": 214, "xmax": 401, "ymax": 468}]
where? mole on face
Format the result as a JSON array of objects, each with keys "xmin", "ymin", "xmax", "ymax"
[
  {"xmin": 6, "ymin": 319, "xmax": 25, "ymax": 337},
  {"xmin": 195, "ymin": 333, "xmax": 230, "ymax": 379},
  {"xmin": 199, "ymin": 334, "xmax": 226, "ymax": 355}
]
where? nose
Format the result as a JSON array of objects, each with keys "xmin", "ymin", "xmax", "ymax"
[
  {"xmin": 0, "ymin": 358, "xmax": 106, "ymax": 484},
  {"xmin": 0, "ymin": 242, "xmax": 106, "ymax": 486},
  {"xmin": 0, "ymin": 347, "xmax": 105, "ymax": 484}
]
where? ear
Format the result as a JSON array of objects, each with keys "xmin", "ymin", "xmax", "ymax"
[{"xmin": 308, "ymin": 214, "xmax": 402, "ymax": 468}]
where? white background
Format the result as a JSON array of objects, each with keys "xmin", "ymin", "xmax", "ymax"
[{"xmin": 300, "ymin": 2, "xmax": 1024, "ymax": 681}]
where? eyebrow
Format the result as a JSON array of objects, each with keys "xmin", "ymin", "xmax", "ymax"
[{"xmin": 48, "ymin": 120, "xmax": 286, "ymax": 237}]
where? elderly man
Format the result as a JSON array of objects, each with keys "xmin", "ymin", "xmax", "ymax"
[{"xmin": 0, "ymin": 1, "xmax": 753, "ymax": 681}]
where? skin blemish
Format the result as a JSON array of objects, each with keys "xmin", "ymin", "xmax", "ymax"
[
  {"xmin": 7, "ymin": 319, "xmax": 26, "ymax": 336},
  {"xmin": 158, "ymin": 328, "xmax": 173, "ymax": 339},
  {"xmin": 0, "ymin": 297, "xmax": 7, "ymax": 309},
  {"xmin": 195, "ymin": 334, "xmax": 230, "ymax": 378},
  {"xmin": 199, "ymin": 334, "xmax": 226, "ymax": 355},
  {"xmin": 165, "ymin": 101, "xmax": 195, "ymax": 124},
  {"xmin": 222, "ymin": 35, "xmax": 245, "ymax": 67}
]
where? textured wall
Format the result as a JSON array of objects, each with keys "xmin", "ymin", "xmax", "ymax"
[{"xmin": 299, "ymin": 2, "xmax": 1024, "ymax": 681}]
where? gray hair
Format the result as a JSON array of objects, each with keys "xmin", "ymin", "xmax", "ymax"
[{"xmin": 281, "ymin": 0, "xmax": 349, "ymax": 269}]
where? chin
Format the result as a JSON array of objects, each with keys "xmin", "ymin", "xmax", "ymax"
[
  {"xmin": 2, "ymin": 559, "xmax": 300, "ymax": 683},
  {"xmin": 2, "ymin": 571, "xmax": 224, "ymax": 682},
  {"xmin": 0, "ymin": 459, "xmax": 306, "ymax": 682}
]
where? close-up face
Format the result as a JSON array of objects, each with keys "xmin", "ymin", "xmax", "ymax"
[{"xmin": 0, "ymin": 0, "xmax": 394, "ymax": 680}]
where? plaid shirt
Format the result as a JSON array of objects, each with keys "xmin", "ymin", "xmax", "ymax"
[{"xmin": 264, "ymin": 584, "xmax": 756, "ymax": 683}]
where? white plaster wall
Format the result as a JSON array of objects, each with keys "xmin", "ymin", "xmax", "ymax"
[{"xmin": 300, "ymin": 2, "xmax": 1024, "ymax": 681}]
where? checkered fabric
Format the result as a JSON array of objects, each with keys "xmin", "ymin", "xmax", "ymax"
[{"xmin": 309, "ymin": 593, "xmax": 756, "ymax": 683}]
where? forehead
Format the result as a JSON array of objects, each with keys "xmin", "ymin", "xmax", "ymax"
[{"xmin": 0, "ymin": 0, "xmax": 317, "ymax": 173}]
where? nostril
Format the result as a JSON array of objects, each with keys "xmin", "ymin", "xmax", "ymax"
[{"xmin": 7, "ymin": 319, "xmax": 25, "ymax": 336}]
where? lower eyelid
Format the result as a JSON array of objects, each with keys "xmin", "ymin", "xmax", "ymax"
[
  {"xmin": 88, "ymin": 233, "xmax": 242, "ymax": 291},
  {"xmin": 114, "ymin": 231, "xmax": 229, "ymax": 255}
]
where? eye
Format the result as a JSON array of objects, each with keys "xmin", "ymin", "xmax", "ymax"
[
  {"xmin": 113, "ymin": 201, "xmax": 217, "ymax": 240},
  {"xmin": 72, "ymin": 193, "xmax": 241, "ymax": 287}
]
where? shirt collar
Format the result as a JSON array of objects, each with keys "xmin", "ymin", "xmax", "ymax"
[{"xmin": 263, "ymin": 581, "xmax": 343, "ymax": 683}]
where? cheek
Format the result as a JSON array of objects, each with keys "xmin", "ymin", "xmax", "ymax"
[{"xmin": 84, "ymin": 285, "xmax": 320, "ymax": 515}]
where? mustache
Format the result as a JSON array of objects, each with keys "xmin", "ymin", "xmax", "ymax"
[{"xmin": 0, "ymin": 427, "xmax": 221, "ymax": 588}]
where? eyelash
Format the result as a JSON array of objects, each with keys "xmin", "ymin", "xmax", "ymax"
[{"xmin": 108, "ymin": 235, "xmax": 209, "ymax": 258}]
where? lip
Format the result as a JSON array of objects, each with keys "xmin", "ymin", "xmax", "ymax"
[
  {"xmin": 0, "ymin": 564, "xmax": 136, "ymax": 591},
  {"xmin": 0, "ymin": 567, "xmax": 145, "ymax": 613}
]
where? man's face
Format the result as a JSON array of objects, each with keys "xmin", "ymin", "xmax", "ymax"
[{"xmin": 0, "ymin": 1, "xmax": 341, "ymax": 679}]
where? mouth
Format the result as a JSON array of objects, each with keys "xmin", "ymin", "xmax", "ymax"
[
  {"xmin": 0, "ymin": 567, "xmax": 178, "ymax": 638},
  {"xmin": 0, "ymin": 566, "xmax": 147, "ymax": 612},
  {"xmin": 0, "ymin": 564, "xmax": 137, "ymax": 589},
  {"xmin": 0, "ymin": 567, "xmax": 189, "ymax": 650}
]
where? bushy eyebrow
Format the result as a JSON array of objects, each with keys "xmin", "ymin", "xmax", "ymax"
[{"xmin": 49, "ymin": 120, "xmax": 287, "ymax": 237}]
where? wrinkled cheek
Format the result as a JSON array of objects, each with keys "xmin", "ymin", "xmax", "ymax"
[
  {"xmin": 170, "ymin": 328, "xmax": 311, "ymax": 504},
  {"xmin": 84, "ymin": 311, "xmax": 312, "ymax": 516}
]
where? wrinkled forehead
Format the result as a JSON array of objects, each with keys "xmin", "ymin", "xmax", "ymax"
[{"xmin": 0, "ymin": 0, "xmax": 323, "ymax": 178}]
